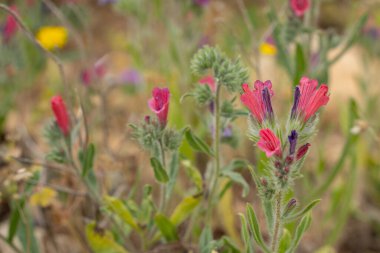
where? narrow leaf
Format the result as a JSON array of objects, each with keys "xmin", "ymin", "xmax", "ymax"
[
  {"xmin": 246, "ymin": 204, "xmax": 270, "ymax": 253},
  {"xmin": 150, "ymin": 157, "xmax": 169, "ymax": 183},
  {"xmin": 239, "ymin": 214, "xmax": 254, "ymax": 253},
  {"xmin": 221, "ymin": 170, "xmax": 249, "ymax": 197},
  {"xmin": 170, "ymin": 196, "xmax": 201, "ymax": 226},
  {"xmin": 82, "ymin": 143, "xmax": 95, "ymax": 177},
  {"xmin": 184, "ymin": 128, "xmax": 214, "ymax": 156},
  {"xmin": 154, "ymin": 214, "xmax": 179, "ymax": 242},
  {"xmin": 278, "ymin": 229, "xmax": 292, "ymax": 253},
  {"xmin": 286, "ymin": 213, "xmax": 312, "ymax": 253},
  {"xmin": 86, "ymin": 223, "xmax": 129, "ymax": 253},
  {"xmin": 103, "ymin": 196, "xmax": 139, "ymax": 231}
]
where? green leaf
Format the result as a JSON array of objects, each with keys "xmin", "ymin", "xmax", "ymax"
[
  {"xmin": 199, "ymin": 226, "xmax": 213, "ymax": 253},
  {"xmin": 223, "ymin": 159, "xmax": 249, "ymax": 171},
  {"xmin": 150, "ymin": 157, "xmax": 169, "ymax": 183},
  {"xmin": 182, "ymin": 160, "xmax": 203, "ymax": 191},
  {"xmin": 7, "ymin": 199, "xmax": 24, "ymax": 243},
  {"xmin": 154, "ymin": 214, "xmax": 179, "ymax": 242},
  {"xmin": 239, "ymin": 214, "xmax": 254, "ymax": 253},
  {"xmin": 103, "ymin": 195, "xmax": 140, "ymax": 231},
  {"xmin": 283, "ymin": 199, "xmax": 320, "ymax": 223},
  {"xmin": 246, "ymin": 204, "xmax": 270, "ymax": 253},
  {"xmin": 293, "ymin": 43, "xmax": 307, "ymax": 86},
  {"xmin": 278, "ymin": 229, "xmax": 292, "ymax": 253},
  {"xmin": 170, "ymin": 196, "xmax": 201, "ymax": 226},
  {"xmin": 221, "ymin": 236, "xmax": 241, "ymax": 253},
  {"xmin": 221, "ymin": 170, "xmax": 249, "ymax": 197},
  {"xmin": 86, "ymin": 223, "xmax": 129, "ymax": 253},
  {"xmin": 286, "ymin": 213, "xmax": 312, "ymax": 253},
  {"xmin": 184, "ymin": 128, "xmax": 214, "ymax": 156},
  {"xmin": 263, "ymin": 199, "xmax": 274, "ymax": 232},
  {"xmin": 166, "ymin": 151, "xmax": 180, "ymax": 200},
  {"xmin": 81, "ymin": 143, "xmax": 96, "ymax": 177},
  {"xmin": 17, "ymin": 208, "xmax": 40, "ymax": 253}
]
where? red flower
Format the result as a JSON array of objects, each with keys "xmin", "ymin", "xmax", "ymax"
[
  {"xmin": 290, "ymin": 0, "xmax": 310, "ymax": 17},
  {"xmin": 51, "ymin": 96, "xmax": 70, "ymax": 135},
  {"xmin": 240, "ymin": 80, "xmax": 274, "ymax": 123},
  {"xmin": 2, "ymin": 6, "xmax": 18, "ymax": 43},
  {"xmin": 296, "ymin": 77, "xmax": 329, "ymax": 122},
  {"xmin": 257, "ymin": 128, "xmax": 282, "ymax": 157},
  {"xmin": 148, "ymin": 87, "xmax": 170, "ymax": 127},
  {"xmin": 199, "ymin": 75, "xmax": 216, "ymax": 92}
]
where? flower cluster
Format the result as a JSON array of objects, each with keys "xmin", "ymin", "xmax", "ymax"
[
  {"xmin": 290, "ymin": 0, "xmax": 310, "ymax": 17},
  {"xmin": 36, "ymin": 26, "xmax": 68, "ymax": 51},
  {"xmin": 51, "ymin": 95, "xmax": 70, "ymax": 136},
  {"xmin": 241, "ymin": 76, "xmax": 329, "ymax": 190},
  {"xmin": 2, "ymin": 5, "xmax": 18, "ymax": 44}
]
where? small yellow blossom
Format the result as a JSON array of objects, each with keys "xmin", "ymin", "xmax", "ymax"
[
  {"xmin": 259, "ymin": 42, "xmax": 277, "ymax": 56},
  {"xmin": 36, "ymin": 26, "xmax": 68, "ymax": 51},
  {"xmin": 30, "ymin": 186, "xmax": 57, "ymax": 207}
]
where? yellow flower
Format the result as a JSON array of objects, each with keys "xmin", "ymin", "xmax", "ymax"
[
  {"xmin": 259, "ymin": 42, "xmax": 277, "ymax": 56},
  {"xmin": 36, "ymin": 26, "xmax": 68, "ymax": 51},
  {"xmin": 30, "ymin": 187, "xmax": 57, "ymax": 207}
]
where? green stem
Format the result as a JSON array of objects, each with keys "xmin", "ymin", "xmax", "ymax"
[
  {"xmin": 158, "ymin": 139, "xmax": 167, "ymax": 214},
  {"xmin": 206, "ymin": 84, "xmax": 222, "ymax": 222},
  {"xmin": 271, "ymin": 191, "xmax": 283, "ymax": 253}
]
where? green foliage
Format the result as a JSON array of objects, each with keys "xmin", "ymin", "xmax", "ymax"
[
  {"xmin": 150, "ymin": 157, "xmax": 169, "ymax": 183},
  {"xmin": 103, "ymin": 196, "xmax": 140, "ymax": 231},
  {"xmin": 191, "ymin": 46, "xmax": 249, "ymax": 92},
  {"xmin": 154, "ymin": 214, "xmax": 179, "ymax": 242},
  {"xmin": 183, "ymin": 127, "xmax": 214, "ymax": 156},
  {"xmin": 86, "ymin": 223, "xmax": 129, "ymax": 253},
  {"xmin": 170, "ymin": 196, "xmax": 201, "ymax": 226}
]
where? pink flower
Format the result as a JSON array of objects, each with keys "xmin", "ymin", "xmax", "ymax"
[
  {"xmin": 199, "ymin": 75, "xmax": 216, "ymax": 92},
  {"xmin": 51, "ymin": 96, "xmax": 70, "ymax": 135},
  {"xmin": 290, "ymin": 0, "xmax": 310, "ymax": 17},
  {"xmin": 148, "ymin": 87, "xmax": 170, "ymax": 127},
  {"xmin": 2, "ymin": 6, "xmax": 18, "ymax": 43},
  {"xmin": 240, "ymin": 80, "xmax": 274, "ymax": 123},
  {"xmin": 257, "ymin": 129, "xmax": 282, "ymax": 157},
  {"xmin": 294, "ymin": 77, "xmax": 329, "ymax": 122}
]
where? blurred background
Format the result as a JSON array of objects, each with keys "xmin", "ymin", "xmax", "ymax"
[{"xmin": 0, "ymin": 0, "xmax": 379, "ymax": 252}]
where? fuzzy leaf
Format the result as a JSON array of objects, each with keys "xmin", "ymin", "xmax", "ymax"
[
  {"xmin": 150, "ymin": 157, "xmax": 169, "ymax": 183},
  {"xmin": 170, "ymin": 196, "xmax": 201, "ymax": 226},
  {"xmin": 246, "ymin": 204, "xmax": 270, "ymax": 253},
  {"xmin": 239, "ymin": 214, "xmax": 254, "ymax": 253},
  {"xmin": 184, "ymin": 128, "xmax": 214, "ymax": 156},
  {"xmin": 154, "ymin": 214, "xmax": 179, "ymax": 242},
  {"xmin": 278, "ymin": 229, "xmax": 292, "ymax": 253},
  {"xmin": 293, "ymin": 43, "xmax": 307, "ymax": 86},
  {"xmin": 286, "ymin": 213, "xmax": 312, "ymax": 253}
]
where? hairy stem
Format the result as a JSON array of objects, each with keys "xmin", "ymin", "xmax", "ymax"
[
  {"xmin": 206, "ymin": 83, "xmax": 222, "ymax": 222},
  {"xmin": 158, "ymin": 139, "xmax": 167, "ymax": 214},
  {"xmin": 271, "ymin": 191, "xmax": 283, "ymax": 252}
]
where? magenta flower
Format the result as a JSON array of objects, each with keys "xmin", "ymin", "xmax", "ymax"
[
  {"xmin": 148, "ymin": 87, "xmax": 170, "ymax": 127},
  {"xmin": 291, "ymin": 77, "xmax": 329, "ymax": 122},
  {"xmin": 257, "ymin": 129, "xmax": 282, "ymax": 157},
  {"xmin": 240, "ymin": 80, "xmax": 274, "ymax": 123},
  {"xmin": 199, "ymin": 75, "xmax": 216, "ymax": 92},
  {"xmin": 2, "ymin": 6, "xmax": 18, "ymax": 43},
  {"xmin": 290, "ymin": 0, "xmax": 310, "ymax": 17},
  {"xmin": 51, "ymin": 95, "xmax": 70, "ymax": 136}
]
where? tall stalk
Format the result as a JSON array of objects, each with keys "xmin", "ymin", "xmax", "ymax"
[
  {"xmin": 271, "ymin": 191, "xmax": 283, "ymax": 252},
  {"xmin": 158, "ymin": 139, "xmax": 167, "ymax": 214},
  {"xmin": 206, "ymin": 83, "xmax": 222, "ymax": 222}
]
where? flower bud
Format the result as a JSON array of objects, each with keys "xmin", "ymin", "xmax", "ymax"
[
  {"xmin": 296, "ymin": 143, "xmax": 311, "ymax": 160},
  {"xmin": 148, "ymin": 87, "xmax": 170, "ymax": 127},
  {"xmin": 283, "ymin": 198, "xmax": 297, "ymax": 217},
  {"xmin": 51, "ymin": 95, "xmax": 70, "ymax": 136}
]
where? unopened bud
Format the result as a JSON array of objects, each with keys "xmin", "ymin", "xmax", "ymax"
[
  {"xmin": 296, "ymin": 143, "xmax": 311, "ymax": 160},
  {"xmin": 285, "ymin": 155, "xmax": 294, "ymax": 165},
  {"xmin": 261, "ymin": 178, "xmax": 268, "ymax": 187},
  {"xmin": 283, "ymin": 198, "xmax": 297, "ymax": 217},
  {"xmin": 284, "ymin": 166, "xmax": 290, "ymax": 173},
  {"xmin": 275, "ymin": 161, "xmax": 282, "ymax": 169},
  {"xmin": 144, "ymin": 115, "xmax": 151, "ymax": 124}
]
